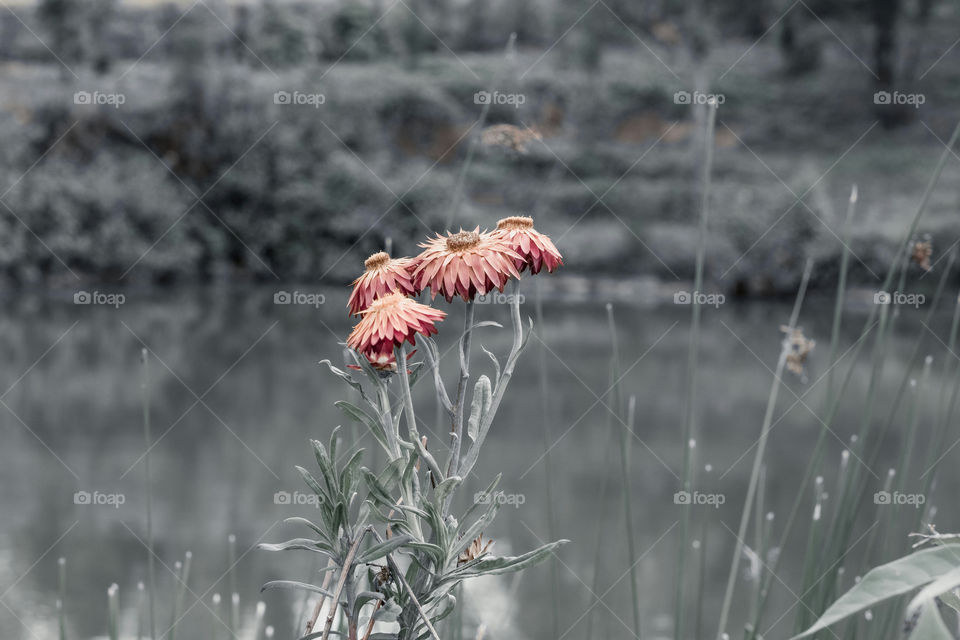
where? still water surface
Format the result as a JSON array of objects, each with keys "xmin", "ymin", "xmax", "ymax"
[{"xmin": 0, "ymin": 285, "xmax": 956, "ymax": 639}]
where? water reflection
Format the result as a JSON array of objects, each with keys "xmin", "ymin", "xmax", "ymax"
[{"xmin": 0, "ymin": 286, "xmax": 955, "ymax": 639}]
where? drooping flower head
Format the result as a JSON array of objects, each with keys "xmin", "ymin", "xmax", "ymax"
[
  {"xmin": 781, "ymin": 325, "xmax": 815, "ymax": 379},
  {"xmin": 412, "ymin": 228, "xmax": 521, "ymax": 302},
  {"xmin": 491, "ymin": 216, "xmax": 563, "ymax": 274},
  {"xmin": 346, "ymin": 292, "xmax": 445, "ymax": 362},
  {"xmin": 347, "ymin": 251, "xmax": 416, "ymax": 316},
  {"xmin": 912, "ymin": 239, "xmax": 933, "ymax": 272}
]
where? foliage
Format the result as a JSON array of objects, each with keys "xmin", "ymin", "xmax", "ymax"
[{"xmin": 261, "ymin": 279, "xmax": 566, "ymax": 639}]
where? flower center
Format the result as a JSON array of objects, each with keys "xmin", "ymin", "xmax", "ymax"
[
  {"xmin": 496, "ymin": 216, "xmax": 534, "ymax": 230},
  {"xmin": 446, "ymin": 231, "xmax": 481, "ymax": 252},
  {"xmin": 364, "ymin": 251, "xmax": 391, "ymax": 271}
]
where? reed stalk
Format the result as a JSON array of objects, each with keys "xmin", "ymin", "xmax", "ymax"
[
  {"xmin": 107, "ymin": 584, "xmax": 119, "ymax": 640},
  {"xmin": 716, "ymin": 258, "xmax": 813, "ymax": 639},
  {"xmin": 140, "ymin": 349, "xmax": 156, "ymax": 640},
  {"xmin": 169, "ymin": 551, "xmax": 192, "ymax": 640},
  {"xmin": 58, "ymin": 557, "xmax": 67, "ymax": 640},
  {"xmin": 535, "ymin": 280, "xmax": 560, "ymax": 640},
  {"xmin": 675, "ymin": 95, "xmax": 718, "ymax": 640}
]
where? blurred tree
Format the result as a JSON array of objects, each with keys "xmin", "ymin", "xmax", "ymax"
[
  {"xmin": 776, "ymin": 4, "xmax": 822, "ymax": 75},
  {"xmin": 323, "ymin": 3, "xmax": 384, "ymax": 61},
  {"xmin": 86, "ymin": 0, "xmax": 118, "ymax": 75},
  {"xmin": 258, "ymin": 3, "xmax": 309, "ymax": 67},
  {"xmin": 400, "ymin": 0, "xmax": 435, "ymax": 66},
  {"xmin": 36, "ymin": 0, "xmax": 85, "ymax": 77},
  {"xmin": 509, "ymin": 0, "xmax": 545, "ymax": 46},
  {"xmin": 230, "ymin": 4, "xmax": 253, "ymax": 63}
]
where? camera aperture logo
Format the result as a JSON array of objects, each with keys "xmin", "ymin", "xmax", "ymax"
[
  {"xmin": 873, "ymin": 491, "xmax": 925, "ymax": 508},
  {"xmin": 674, "ymin": 490, "xmax": 725, "ymax": 508},
  {"xmin": 474, "ymin": 490, "xmax": 525, "ymax": 508},
  {"xmin": 474, "ymin": 292, "xmax": 525, "ymax": 305},
  {"xmin": 874, "ymin": 91, "xmax": 925, "ymax": 109},
  {"xmin": 474, "ymin": 90, "xmax": 526, "ymax": 108},
  {"xmin": 274, "ymin": 90, "xmax": 325, "ymax": 108},
  {"xmin": 74, "ymin": 490, "xmax": 126, "ymax": 508},
  {"xmin": 274, "ymin": 490, "xmax": 321, "ymax": 508},
  {"xmin": 274, "ymin": 290, "xmax": 325, "ymax": 308},
  {"xmin": 674, "ymin": 291, "xmax": 725, "ymax": 308},
  {"xmin": 674, "ymin": 90, "xmax": 725, "ymax": 106},
  {"xmin": 74, "ymin": 291, "xmax": 125, "ymax": 308},
  {"xmin": 74, "ymin": 90, "xmax": 126, "ymax": 108},
  {"xmin": 874, "ymin": 290, "xmax": 924, "ymax": 308}
]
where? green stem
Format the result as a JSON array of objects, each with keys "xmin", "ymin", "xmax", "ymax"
[
  {"xmin": 140, "ymin": 349, "xmax": 156, "ymax": 640},
  {"xmin": 676, "ymin": 96, "xmax": 717, "ymax": 640},
  {"xmin": 448, "ymin": 301, "xmax": 475, "ymax": 478},
  {"xmin": 536, "ymin": 280, "xmax": 560, "ymax": 640},
  {"xmin": 716, "ymin": 258, "xmax": 813, "ymax": 639}
]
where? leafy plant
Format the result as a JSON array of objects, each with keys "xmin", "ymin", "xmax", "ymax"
[{"xmin": 262, "ymin": 221, "xmax": 567, "ymax": 639}]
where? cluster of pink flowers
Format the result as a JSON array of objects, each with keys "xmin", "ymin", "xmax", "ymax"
[{"xmin": 345, "ymin": 216, "xmax": 562, "ymax": 370}]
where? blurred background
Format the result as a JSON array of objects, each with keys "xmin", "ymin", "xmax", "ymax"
[{"xmin": 1, "ymin": 0, "xmax": 960, "ymax": 638}]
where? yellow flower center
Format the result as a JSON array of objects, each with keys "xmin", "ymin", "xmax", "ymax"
[
  {"xmin": 364, "ymin": 251, "xmax": 391, "ymax": 271},
  {"xmin": 446, "ymin": 231, "xmax": 481, "ymax": 252},
  {"xmin": 496, "ymin": 216, "xmax": 534, "ymax": 230}
]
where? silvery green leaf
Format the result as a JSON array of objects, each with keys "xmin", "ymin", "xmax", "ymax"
[
  {"xmin": 481, "ymin": 347, "xmax": 500, "ymax": 386},
  {"xmin": 339, "ymin": 449, "xmax": 364, "ymax": 497},
  {"xmin": 357, "ymin": 535, "xmax": 413, "ymax": 564},
  {"xmin": 261, "ymin": 580, "xmax": 334, "ymax": 598},
  {"xmin": 257, "ymin": 538, "xmax": 336, "ymax": 555},
  {"xmin": 432, "ymin": 476, "xmax": 462, "ymax": 507},
  {"xmin": 328, "ymin": 426, "xmax": 341, "ymax": 468},
  {"xmin": 319, "ymin": 359, "xmax": 364, "ymax": 396},
  {"xmin": 793, "ymin": 544, "xmax": 960, "ymax": 638},
  {"xmin": 909, "ymin": 599, "xmax": 952, "ymax": 639},
  {"xmin": 466, "ymin": 376, "xmax": 491, "ymax": 443},
  {"xmin": 335, "ymin": 401, "xmax": 389, "ymax": 453},
  {"xmin": 353, "ymin": 591, "xmax": 386, "ymax": 618},
  {"xmin": 407, "ymin": 361, "xmax": 425, "ymax": 388},
  {"xmin": 407, "ymin": 541, "xmax": 444, "ymax": 567},
  {"xmin": 460, "ymin": 474, "xmax": 501, "ymax": 524},
  {"xmin": 471, "ymin": 321, "xmax": 503, "ymax": 330},
  {"xmin": 296, "ymin": 466, "xmax": 331, "ymax": 503},
  {"xmin": 445, "ymin": 539, "xmax": 568, "ymax": 581},
  {"xmin": 310, "ymin": 440, "xmax": 337, "ymax": 493},
  {"xmin": 373, "ymin": 598, "xmax": 402, "ymax": 622},
  {"xmin": 283, "ymin": 517, "xmax": 332, "ymax": 545}
]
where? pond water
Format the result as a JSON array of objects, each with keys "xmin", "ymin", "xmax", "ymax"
[{"xmin": 0, "ymin": 284, "xmax": 957, "ymax": 640}]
